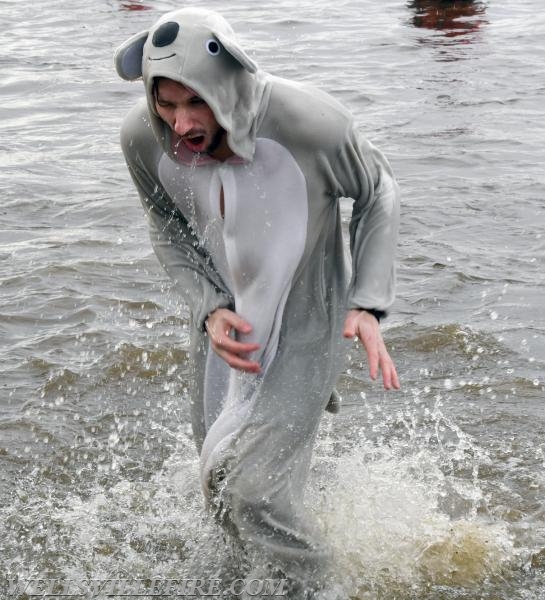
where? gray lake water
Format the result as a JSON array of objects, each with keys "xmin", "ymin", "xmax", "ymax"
[{"xmin": 1, "ymin": 0, "xmax": 544, "ymax": 598}]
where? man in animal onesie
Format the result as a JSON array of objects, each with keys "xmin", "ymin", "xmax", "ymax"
[{"xmin": 115, "ymin": 6, "xmax": 400, "ymax": 592}]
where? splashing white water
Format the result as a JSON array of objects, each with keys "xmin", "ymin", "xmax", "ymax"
[
  {"xmin": 2, "ymin": 409, "xmax": 520, "ymax": 599},
  {"xmin": 310, "ymin": 437, "xmax": 516, "ymax": 598}
]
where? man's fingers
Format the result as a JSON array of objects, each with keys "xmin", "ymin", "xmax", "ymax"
[
  {"xmin": 215, "ymin": 347, "xmax": 261, "ymax": 373},
  {"xmin": 380, "ymin": 357, "xmax": 393, "ymax": 390},
  {"xmin": 356, "ymin": 320, "xmax": 380, "ymax": 381},
  {"xmin": 343, "ymin": 322, "xmax": 356, "ymax": 338},
  {"xmin": 206, "ymin": 308, "xmax": 253, "ymax": 339},
  {"xmin": 392, "ymin": 367, "xmax": 401, "ymax": 390},
  {"xmin": 214, "ymin": 336, "xmax": 260, "ymax": 355},
  {"xmin": 378, "ymin": 353, "xmax": 401, "ymax": 390},
  {"xmin": 209, "ymin": 330, "xmax": 261, "ymax": 372},
  {"xmin": 366, "ymin": 343, "xmax": 379, "ymax": 381},
  {"xmin": 205, "ymin": 309, "xmax": 261, "ymax": 373},
  {"xmin": 390, "ymin": 365, "xmax": 401, "ymax": 390},
  {"xmin": 343, "ymin": 309, "xmax": 400, "ymax": 390},
  {"xmin": 342, "ymin": 311, "xmax": 359, "ymax": 338},
  {"xmin": 222, "ymin": 310, "xmax": 253, "ymax": 334}
]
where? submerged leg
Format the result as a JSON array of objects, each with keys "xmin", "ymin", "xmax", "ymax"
[{"xmin": 199, "ymin": 359, "xmax": 334, "ymax": 587}]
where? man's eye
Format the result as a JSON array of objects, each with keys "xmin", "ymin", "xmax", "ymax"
[{"xmin": 190, "ymin": 97, "xmax": 205, "ymax": 105}]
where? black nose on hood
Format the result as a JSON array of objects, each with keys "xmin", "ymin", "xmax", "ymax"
[{"xmin": 152, "ymin": 21, "xmax": 180, "ymax": 47}]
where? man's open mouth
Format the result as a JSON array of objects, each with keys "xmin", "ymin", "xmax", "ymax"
[{"xmin": 183, "ymin": 135, "xmax": 206, "ymax": 151}]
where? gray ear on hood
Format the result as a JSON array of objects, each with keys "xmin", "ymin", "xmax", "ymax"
[
  {"xmin": 214, "ymin": 30, "xmax": 258, "ymax": 74},
  {"xmin": 114, "ymin": 30, "xmax": 149, "ymax": 80}
]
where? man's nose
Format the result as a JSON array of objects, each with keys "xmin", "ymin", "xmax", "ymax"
[{"xmin": 173, "ymin": 108, "xmax": 194, "ymax": 136}]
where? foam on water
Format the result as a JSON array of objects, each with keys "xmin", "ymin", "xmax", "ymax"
[
  {"xmin": 299, "ymin": 389, "xmax": 529, "ymax": 598},
  {"xmin": 0, "ymin": 396, "xmax": 536, "ymax": 600},
  {"xmin": 2, "ymin": 430, "xmax": 228, "ymax": 586},
  {"xmin": 311, "ymin": 442, "xmax": 516, "ymax": 597}
]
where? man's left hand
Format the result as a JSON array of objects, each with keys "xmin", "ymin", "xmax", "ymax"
[{"xmin": 343, "ymin": 309, "xmax": 400, "ymax": 390}]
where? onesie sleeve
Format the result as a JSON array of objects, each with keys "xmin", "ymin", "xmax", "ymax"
[
  {"xmin": 332, "ymin": 124, "xmax": 400, "ymax": 315},
  {"xmin": 120, "ymin": 102, "xmax": 234, "ymax": 330}
]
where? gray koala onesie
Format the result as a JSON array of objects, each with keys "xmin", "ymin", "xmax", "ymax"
[{"xmin": 115, "ymin": 6, "xmax": 400, "ymax": 583}]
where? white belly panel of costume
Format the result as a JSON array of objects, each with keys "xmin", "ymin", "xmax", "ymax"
[
  {"xmin": 221, "ymin": 138, "xmax": 308, "ymax": 369},
  {"xmin": 159, "ymin": 137, "xmax": 308, "ymax": 372},
  {"xmin": 159, "ymin": 138, "xmax": 308, "ymax": 487}
]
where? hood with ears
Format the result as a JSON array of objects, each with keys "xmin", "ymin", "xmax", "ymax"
[{"xmin": 114, "ymin": 8, "xmax": 268, "ymax": 162}]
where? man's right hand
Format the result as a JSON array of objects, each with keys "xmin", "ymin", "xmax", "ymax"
[{"xmin": 205, "ymin": 308, "xmax": 261, "ymax": 373}]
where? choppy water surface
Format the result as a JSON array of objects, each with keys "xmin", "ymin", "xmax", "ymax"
[{"xmin": 1, "ymin": 0, "xmax": 544, "ymax": 597}]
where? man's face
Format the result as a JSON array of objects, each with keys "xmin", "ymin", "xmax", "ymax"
[{"xmin": 154, "ymin": 78, "xmax": 232, "ymax": 160}]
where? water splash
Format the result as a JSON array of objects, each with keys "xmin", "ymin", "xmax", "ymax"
[
  {"xmin": 308, "ymin": 397, "xmax": 519, "ymax": 598},
  {"xmin": 311, "ymin": 443, "xmax": 515, "ymax": 597},
  {"xmin": 1, "ymin": 430, "xmax": 228, "ymax": 587},
  {"xmin": 0, "ymin": 403, "xmax": 528, "ymax": 600}
]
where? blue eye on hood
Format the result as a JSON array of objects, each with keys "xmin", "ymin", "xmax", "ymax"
[
  {"xmin": 206, "ymin": 39, "xmax": 221, "ymax": 56},
  {"xmin": 152, "ymin": 22, "xmax": 180, "ymax": 47}
]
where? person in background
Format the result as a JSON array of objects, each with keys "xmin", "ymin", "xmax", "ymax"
[{"xmin": 408, "ymin": 0, "xmax": 487, "ymax": 37}]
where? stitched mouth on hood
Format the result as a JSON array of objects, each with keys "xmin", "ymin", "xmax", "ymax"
[{"xmin": 148, "ymin": 54, "xmax": 176, "ymax": 61}]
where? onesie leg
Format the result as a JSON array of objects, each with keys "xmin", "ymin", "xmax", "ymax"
[{"xmin": 199, "ymin": 346, "xmax": 336, "ymax": 587}]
